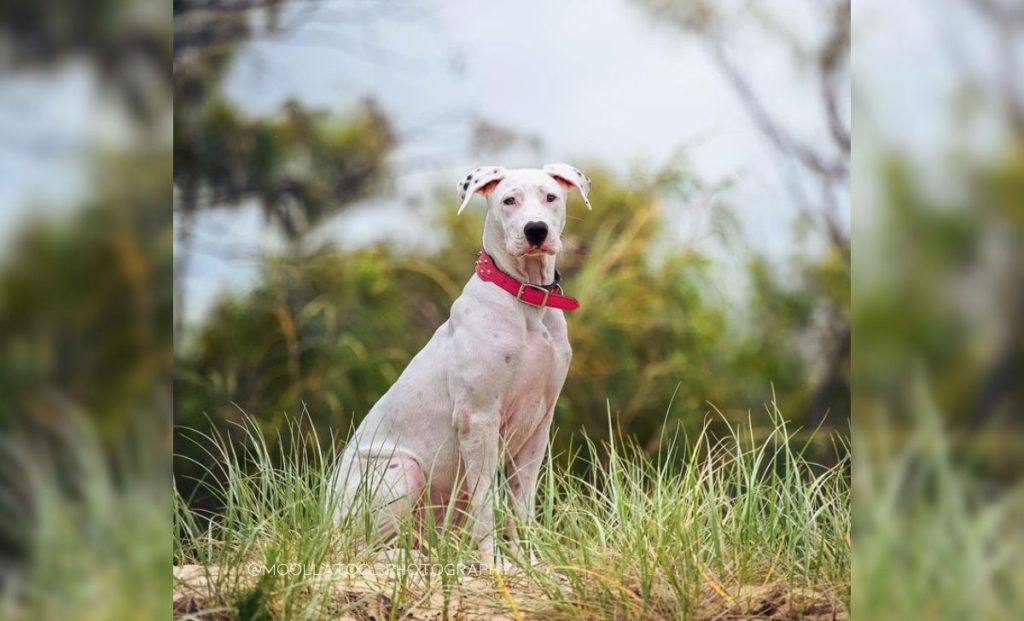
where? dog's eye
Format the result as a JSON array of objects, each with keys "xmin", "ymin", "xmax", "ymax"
[
  {"xmin": 546, "ymin": 193, "xmax": 557, "ymax": 203},
  {"xmin": 502, "ymin": 196, "xmax": 516, "ymax": 206}
]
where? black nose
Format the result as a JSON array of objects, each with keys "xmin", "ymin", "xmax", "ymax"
[{"xmin": 523, "ymin": 221, "xmax": 548, "ymax": 246}]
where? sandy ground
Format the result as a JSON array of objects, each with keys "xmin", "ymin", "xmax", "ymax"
[{"xmin": 173, "ymin": 563, "xmax": 847, "ymax": 620}]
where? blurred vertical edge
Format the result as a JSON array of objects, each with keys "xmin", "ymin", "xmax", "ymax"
[
  {"xmin": 0, "ymin": 0, "xmax": 172, "ymax": 619},
  {"xmin": 1, "ymin": 0, "xmax": 1023, "ymax": 617},
  {"xmin": 853, "ymin": 0, "xmax": 1024, "ymax": 618}
]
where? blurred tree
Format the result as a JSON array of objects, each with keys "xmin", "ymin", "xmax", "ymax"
[
  {"xmin": 852, "ymin": 0, "xmax": 1024, "ymax": 480},
  {"xmin": 175, "ymin": 162, "xmax": 840, "ymax": 511},
  {"xmin": 174, "ymin": 97, "xmax": 393, "ymax": 243},
  {"xmin": 0, "ymin": 153, "xmax": 173, "ymax": 438},
  {"xmin": 632, "ymin": 0, "xmax": 851, "ymax": 426},
  {"xmin": 0, "ymin": 0, "xmax": 174, "ymax": 436},
  {"xmin": 0, "ymin": 0, "xmax": 172, "ymax": 122},
  {"xmin": 172, "ymin": 1, "xmax": 852, "ymax": 514},
  {"xmin": 173, "ymin": 0, "xmax": 395, "ymax": 345},
  {"xmin": 0, "ymin": 0, "xmax": 171, "ymax": 589}
]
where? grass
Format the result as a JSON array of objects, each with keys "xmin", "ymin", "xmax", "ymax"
[
  {"xmin": 174, "ymin": 402, "xmax": 850, "ymax": 620},
  {"xmin": 5, "ymin": 388, "xmax": 1021, "ymax": 619},
  {"xmin": 0, "ymin": 412, "xmax": 169, "ymax": 621},
  {"xmin": 852, "ymin": 376, "xmax": 1024, "ymax": 620}
]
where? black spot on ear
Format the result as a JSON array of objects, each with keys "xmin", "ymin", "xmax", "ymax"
[
  {"xmin": 504, "ymin": 354, "xmax": 512, "ymax": 364},
  {"xmin": 463, "ymin": 181, "xmax": 469, "ymax": 190}
]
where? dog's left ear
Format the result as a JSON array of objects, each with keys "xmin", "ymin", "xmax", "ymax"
[
  {"xmin": 544, "ymin": 163, "xmax": 592, "ymax": 210},
  {"xmin": 457, "ymin": 166, "xmax": 508, "ymax": 214}
]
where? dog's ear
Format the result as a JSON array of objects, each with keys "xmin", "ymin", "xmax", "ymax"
[
  {"xmin": 457, "ymin": 166, "xmax": 508, "ymax": 214},
  {"xmin": 543, "ymin": 163, "xmax": 592, "ymax": 210}
]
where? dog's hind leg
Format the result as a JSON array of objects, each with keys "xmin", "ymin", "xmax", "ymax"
[{"xmin": 332, "ymin": 452, "xmax": 425, "ymax": 540}]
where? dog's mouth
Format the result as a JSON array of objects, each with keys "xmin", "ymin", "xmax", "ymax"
[
  {"xmin": 520, "ymin": 245, "xmax": 556, "ymax": 257},
  {"xmin": 508, "ymin": 238, "xmax": 558, "ymax": 257},
  {"xmin": 526, "ymin": 239, "xmax": 559, "ymax": 255}
]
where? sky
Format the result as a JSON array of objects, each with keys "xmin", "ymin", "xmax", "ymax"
[
  {"xmin": 181, "ymin": 0, "xmax": 844, "ymax": 324},
  {"xmin": 1, "ymin": 0, "xmax": 864, "ymax": 324},
  {"xmin": 0, "ymin": 62, "xmax": 102, "ymax": 255}
]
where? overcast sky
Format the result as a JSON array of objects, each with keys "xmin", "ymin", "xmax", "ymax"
[
  {"xmin": 1, "ymin": 0, "xmax": 879, "ymax": 324},
  {"xmin": 179, "ymin": 0, "xmax": 852, "ymax": 323}
]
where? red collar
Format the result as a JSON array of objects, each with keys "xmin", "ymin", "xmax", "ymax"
[{"xmin": 474, "ymin": 249, "xmax": 580, "ymax": 311}]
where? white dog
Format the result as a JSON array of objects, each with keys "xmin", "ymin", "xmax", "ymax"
[{"xmin": 332, "ymin": 164, "xmax": 592, "ymax": 570}]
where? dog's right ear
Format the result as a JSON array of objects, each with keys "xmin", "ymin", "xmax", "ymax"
[{"xmin": 457, "ymin": 166, "xmax": 507, "ymax": 214}]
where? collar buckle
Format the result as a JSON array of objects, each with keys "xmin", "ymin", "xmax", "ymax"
[{"xmin": 516, "ymin": 282, "xmax": 551, "ymax": 307}]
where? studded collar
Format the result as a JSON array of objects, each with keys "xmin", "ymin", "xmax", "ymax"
[{"xmin": 473, "ymin": 249, "xmax": 580, "ymax": 311}]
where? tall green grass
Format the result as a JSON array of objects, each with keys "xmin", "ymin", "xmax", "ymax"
[
  {"xmin": 853, "ymin": 377, "xmax": 1024, "ymax": 620},
  {"xmin": 0, "ymin": 412, "xmax": 169, "ymax": 621},
  {"xmin": 174, "ymin": 402, "xmax": 850, "ymax": 620}
]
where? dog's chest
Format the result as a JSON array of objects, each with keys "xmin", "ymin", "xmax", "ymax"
[{"xmin": 498, "ymin": 324, "xmax": 568, "ymax": 452}]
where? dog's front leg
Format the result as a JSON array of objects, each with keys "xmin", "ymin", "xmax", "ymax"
[
  {"xmin": 455, "ymin": 407, "xmax": 501, "ymax": 569},
  {"xmin": 505, "ymin": 407, "xmax": 554, "ymax": 565}
]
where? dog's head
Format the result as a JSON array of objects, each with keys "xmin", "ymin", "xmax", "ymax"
[{"xmin": 457, "ymin": 164, "xmax": 591, "ymax": 258}]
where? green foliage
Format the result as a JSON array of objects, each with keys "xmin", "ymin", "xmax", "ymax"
[
  {"xmin": 175, "ymin": 164, "xmax": 850, "ymax": 512},
  {"xmin": 173, "ymin": 1, "xmax": 394, "ymax": 248},
  {"xmin": 0, "ymin": 152, "xmax": 173, "ymax": 439},
  {"xmin": 175, "ymin": 96, "xmax": 394, "ymax": 240},
  {"xmin": 855, "ymin": 139, "xmax": 1024, "ymax": 444}
]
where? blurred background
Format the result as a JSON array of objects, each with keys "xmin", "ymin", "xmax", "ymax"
[
  {"xmin": 854, "ymin": 0, "xmax": 1024, "ymax": 618},
  {"xmin": 171, "ymin": 0, "xmax": 851, "ymax": 513},
  {"xmin": 0, "ymin": 0, "xmax": 171, "ymax": 616},
  {"xmin": 3, "ymin": 0, "xmax": 1021, "ymax": 618}
]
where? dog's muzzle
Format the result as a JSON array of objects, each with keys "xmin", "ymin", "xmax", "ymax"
[{"xmin": 523, "ymin": 221, "xmax": 548, "ymax": 247}]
